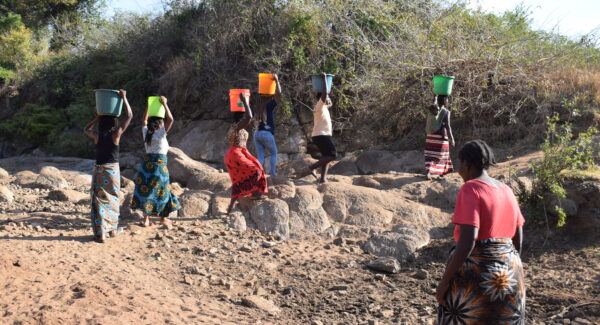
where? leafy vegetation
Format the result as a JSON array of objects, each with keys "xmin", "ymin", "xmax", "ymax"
[
  {"xmin": 1, "ymin": 0, "xmax": 600, "ymax": 157},
  {"xmin": 522, "ymin": 114, "xmax": 598, "ymax": 227}
]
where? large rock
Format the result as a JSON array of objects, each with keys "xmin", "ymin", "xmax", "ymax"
[
  {"xmin": 363, "ymin": 224, "xmax": 430, "ymax": 260},
  {"xmin": 13, "ymin": 170, "xmax": 38, "ymax": 187},
  {"xmin": 170, "ymin": 119, "xmax": 230, "ymax": 163},
  {"xmin": 248, "ymin": 199, "xmax": 290, "ymax": 239},
  {"xmin": 228, "ymin": 211, "xmax": 247, "ymax": 232},
  {"xmin": 34, "ymin": 166, "xmax": 69, "ymax": 189},
  {"xmin": 367, "ymin": 257, "xmax": 401, "ymax": 274},
  {"xmin": 179, "ymin": 190, "xmax": 211, "ymax": 218},
  {"xmin": 241, "ymin": 295, "xmax": 280, "ymax": 314},
  {"xmin": 275, "ymin": 124, "xmax": 307, "ymax": 154},
  {"xmin": 47, "ymin": 189, "xmax": 88, "ymax": 203},
  {"xmin": 320, "ymin": 183, "xmax": 395, "ymax": 227},
  {"xmin": 0, "ymin": 185, "xmax": 14, "ymax": 203},
  {"xmin": 267, "ymin": 175, "xmax": 296, "ymax": 200},
  {"xmin": 329, "ymin": 155, "xmax": 360, "ymax": 176},
  {"xmin": 287, "ymin": 186, "xmax": 331, "ymax": 235},
  {"xmin": 0, "ymin": 167, "xmax": 9, "ymax": 179},
  {"xmin": 354, "ymin": 150, "xmax": 424, "ymax": 175},
  {"xmin": 167, "ymin": 147, "xmax": 228, "ymax": 192}
]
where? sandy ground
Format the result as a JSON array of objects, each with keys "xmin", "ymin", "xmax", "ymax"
[{"xmin": 0, "ymin": 152, "xmax": 599, "ymax": 324}]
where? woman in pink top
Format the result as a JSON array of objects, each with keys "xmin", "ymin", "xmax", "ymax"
[{"xmin": 436, "ymin": 140, "xmax": 526, "ymax": 325}]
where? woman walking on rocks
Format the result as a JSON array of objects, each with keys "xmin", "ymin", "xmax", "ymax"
[
  {"xmin": 225, "ymin": 92, "xmax": 268, "ymax": 214},
  {"xmin": 436, "ymin": 140, "xmax": 526, "ymax": 324},
  {"xmin": 424, "ymin": 95, "xmax": 455, "ymax": 179},
  {"xmin": 84, "ymin": 89, "xmax": 132, "ymax": 243},
  {"xmin": 299, "ymin": 73, "xmax": 336, "ymax": 183},
  {"xmin": 253, "ymin": 74, "xmax": 282, "ymax": 176},
  {"xmin": 131, "ymin": 96, "xmax": 181, "ymax": 227}
]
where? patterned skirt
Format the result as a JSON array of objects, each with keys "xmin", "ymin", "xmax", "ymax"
[
  {"xmin": 90, "ymin": 163, "xmax": 120, "ymax": 239},
  {"xmin": 131, "ymin": 154, "xmax": 181, "ymax": 217},
  {"xmin": 224, "ymin": 146, "xmax": 268, "ymax": 199},
  {"xmin": 438, "ymin": 238, "xmax": 526, "ymax": 325},
  {"xmin": 425, "ymin": 129, "xmax": 454, "ymax": 175}
]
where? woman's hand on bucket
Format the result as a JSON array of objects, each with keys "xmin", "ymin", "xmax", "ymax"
[
  {"xmin": 118, "ymin": 89, "xmax": 127, "ymax": 98},
  {"xmin": 160, "ymin": 96, "xmax": 167, "ymax": 104}
]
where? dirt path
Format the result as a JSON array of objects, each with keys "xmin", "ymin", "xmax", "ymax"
[{"xmin": 1, "ymin": 212, "xmax": 598, "ymax": 325}]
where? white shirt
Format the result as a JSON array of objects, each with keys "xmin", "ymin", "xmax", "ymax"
[
  {"xmin": 311, "ymin": 99, "xmax": 332, "ymax": 137},
  {"xmin": 142, "ymin": 126, "xmax": 169, "ymax": 155}
]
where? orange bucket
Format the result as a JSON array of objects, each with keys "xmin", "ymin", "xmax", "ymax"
[
  {"xmin": 258, "ymin": 73, "xmax": 276, "ymax": 95},
  {"xmin": 229, "ymin": 89, "xmax": 250, "ymax": 112}
]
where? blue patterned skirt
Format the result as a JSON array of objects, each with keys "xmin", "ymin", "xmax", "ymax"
[
  {"xmin": 90, "ymin": 163, "xmax": 120, "ymax": 239},
  {"xmin": 131, "ymin": 154, "xmax": 181, "ymax": 217}
]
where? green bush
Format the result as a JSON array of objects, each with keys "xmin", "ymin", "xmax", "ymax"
[{"xmin": 524, "ymin": 114, "xmax": 598, "ymax": 227}]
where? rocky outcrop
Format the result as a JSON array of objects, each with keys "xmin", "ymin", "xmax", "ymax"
[
  {"xmin": 167, "ymin": 147, "xmax": 229, "ymax": 192},
  {"xmin": 287, "ymin": 186, "xmax": 331, "ymax": 235},
  {"xmin": 0, "ymin": 185, "xmax": 14, "ymax": 203},
  {"xmin": 179, "ymin": 190, "xmax": 211, "ymax": 218},
  {"xmin": 246, "ymin": 199, "xmax": 290, "ymax": 240},
  {"xmin": 47, "ymin": 189, "xmax": 88, "ymax": 203},
  {"xmin": 170, "ymin": 119, "xmax": 231, "ymax": 163},
  {"xmin": 362, "ymin": 224, "xmax": 431, "ymax": 260},
  {"xmin": 34, "ymin": 166, "xmax": 69, "ymax": 189}
]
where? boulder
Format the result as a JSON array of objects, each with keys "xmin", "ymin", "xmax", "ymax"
[
  {"xmin": 47, "ymin": 189, "xmax": 89, "ymax": 203},
  {"xmin": 187, "ymin": 172, "xmax": 230, "ymax": 193},
  {"xmin": 119, "ymin": 152, "xmax": 141, "ymax": 170},
  {"xmin": 228, "ymin": 212, "xmax": 247, "ymax": 232},
  {"xmin": 367, "ymin": 257, "xmax": 401, "ymax": 274},
  {"xmin": 34, "ymin": 166, "xmax": 69, "ymax": 189},
  {"xmin": 169, "ymin": 119, "xmax": 231, "ymax": 163},
  {"xmin": 320, "ymin": 182, "xmax": 394, "ymax": 226},
  {"xmin": 248, "ymin": 199, "xmax": 290, "ymax": 239},
  {"xmin": 167, "ymin": 147, "xmax": 227, "ymax": 192},
  {"xmin": 179, "ymin": 190, "xmax": 211, "ymax": 218},
  {"xmin": 287, "ymin": 186, "xmax": 331, "ymax": 235},
  {"xmin": 0, "ymin": 167, "xmax": 9, "ymax": 179},
  {"xmin": 276, "ymin": 125, "xmax": 307, "ymax": 154},
  {"xmin": 329, "ymin": 155, "xmax": 360, "ymax": 176},
  {"xmin": 13, "ymin": 170, "xmax": 38, "ymax": 187},
  {"xmin": 0, "ymin": 185, "xmax": 14, "ymax": 203},
  {"xmin": 546, "ymin": 196, "xmax": 579, "ymax": 218},
  {"xmin": 267, "ymin": 175, "xmax": 296, "ymax": 199},
  {"xmin": 355, "ymin": 150, "xmax": 403, "ymax": 174},
  {"xmin": 210, "ymin": 193, "xmax": 230, "ymax": 217},
  {"xmin": 363, "ymin": 224, "xmax": 430, "ymax": 260},
  {"xmin": 392, "ymin": 150, "xmax": 424, "ymax": 174},
  {"xmin": 120, "ymin": 191, "xmax": 134, "ymax": 219},
  {"xmin": 241, "ymin": 295, "xmax": 280, "ymax": 314}
]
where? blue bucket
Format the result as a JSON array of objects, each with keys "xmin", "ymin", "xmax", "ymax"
[
  {"xmin": 95, "ymin": 89, "xmax": 123, "ymax": 116},
  {"xmin": 311, "ymin": 74, "xmax": 334, "ymax": 93}
]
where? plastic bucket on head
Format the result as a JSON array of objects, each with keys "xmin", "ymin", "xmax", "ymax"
[
  {"xmin": 229, "ymin": 89, "xmax": 250, "ymax": 112},
  {"xmin": 433, "ymin": 76, "xmax": 455, "ymax": 95},
  {"xmin": 95, "ymin": 89, "xmax": 123, "ymax": 116},
  {"xmin": 311, "ymin": 74, "xmax": 334, "ymax": 93},
  {"xmin": 148, "ymin": 96, "xmax": 166, "ymax": 118},
  {"xmin": 258, "ymin": 73, "xmax": 276, "ymax": 95}
]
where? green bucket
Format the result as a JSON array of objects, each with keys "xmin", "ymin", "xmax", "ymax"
[
  {"xmin": 433, "ymin": 76, "xmax": 455, "ymax": 95},
  {"xmin": 95, "ymin": 89, "xmax": 123, "ymax": 116},
  {"xmin": 148, "ymin": 96, "xmax": 166, "ymax": 118}
]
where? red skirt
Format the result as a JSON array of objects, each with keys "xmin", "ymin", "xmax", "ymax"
[
  {"xmin": 424, "ymin": 130, "xmax": 454, "ymax": 175},
  {"xmin": 224, "ymin": 146, "xmax": 268, "ymax": 199}
]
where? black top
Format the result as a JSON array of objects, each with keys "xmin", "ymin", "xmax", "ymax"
[
  {"xmin": 95, "ymin": 131, "xmax": 119, "ymax": 165},
  {"xmin": 258, "ymin": 99, "xmax": 277, "ymax": 135}
]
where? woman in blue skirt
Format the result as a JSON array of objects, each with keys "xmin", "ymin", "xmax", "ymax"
[{"xmin": 131, "ymin": 96, "xmax": 181, "ymax": 226}]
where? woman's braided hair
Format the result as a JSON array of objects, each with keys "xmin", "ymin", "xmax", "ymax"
[{"xmin": 458, "ymin": 140, "xmax": 497, "ymax": 171}]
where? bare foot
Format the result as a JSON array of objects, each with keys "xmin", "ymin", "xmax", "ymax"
[
  {"xmin": 141, "ymin": 216, "xmax": 151, "ymax": 227},
  {"xmin": 108, "ymin": 227, "xmax": 124, "ymax": 238},
  {"xmin": 425, "ymin": 172, "xmax": 432, "ymax": 180},
  {"xmin": 159, "ymin": 217, "xmax": 173, "ymax": 225}
]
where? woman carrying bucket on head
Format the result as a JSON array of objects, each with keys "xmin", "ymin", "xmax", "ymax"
[
  {"xmin": 84, "ymin": 89, "xmax": 133, "ymax": 243},
  {"xmin": 254, "ymin": 73, "xmax": 282, "ymax": 176},
  {"xmin": 131, "ymin": 96, "xmax": 181, "ymax": 227},
  {"xmin": 425, "ymin": 76, "xmax": 456, "ymax": 180},
  {"xmin": 225, "ymin": 91, "xmax": 268, "ymax": 215},
  {"xmin": 298, "ymin": 72, "xmax": 336, "ymax": 184}
]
